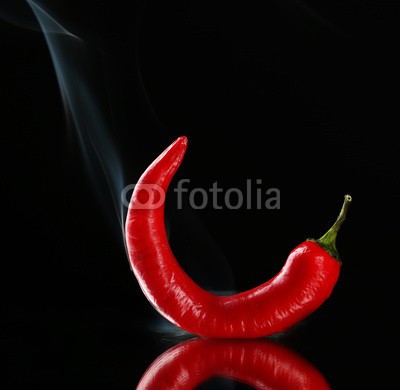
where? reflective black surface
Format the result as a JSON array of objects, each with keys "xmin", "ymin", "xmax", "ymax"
[{"xmin": 2, "ymin": 1, "xmax": 399, "ymax": 388}]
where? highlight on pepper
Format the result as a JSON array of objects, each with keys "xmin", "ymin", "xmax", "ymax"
[{"xmin": 124, "ymin": 136, "xmax": 352, "ymax": 339}]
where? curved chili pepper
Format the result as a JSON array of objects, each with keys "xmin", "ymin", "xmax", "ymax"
[
  {"xmin": 137, "ymin": 337, "xmax": 331, "ymax": 389},
  {"xmin": 125, "ymin": 136, "xmax": 351, "ymax": 338}
]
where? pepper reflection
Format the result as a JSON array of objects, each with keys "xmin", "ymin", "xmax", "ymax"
[{"xmin": 137, "ymin": 338, "xmax": 331, "ymax": 389}]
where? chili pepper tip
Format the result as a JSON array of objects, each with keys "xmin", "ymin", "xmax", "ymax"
[{"xmin": 176, "ymin": 135, "xmax": 188, "ymax": 145}]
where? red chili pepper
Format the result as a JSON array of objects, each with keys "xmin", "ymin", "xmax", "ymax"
[
  {"xmin": 125, "ymin": 136, "xmax": 351, "ymax": 338},
  {"xmin": 137, "ymin": 337, "xmax": 331, "ymax": 389}
]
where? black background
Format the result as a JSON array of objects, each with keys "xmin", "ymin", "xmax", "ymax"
[{"xmin": 1, "ymin": 1, "xmax": 399, "ymax": 389}]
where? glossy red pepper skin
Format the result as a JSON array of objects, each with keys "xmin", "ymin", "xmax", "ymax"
[
  {"xmin": 137, "ymin": 338, "xmax": 331, "ymax": 389},
  {"xmin": 125, "ymin": 136, "xmax": 347, "ymax": 338}
]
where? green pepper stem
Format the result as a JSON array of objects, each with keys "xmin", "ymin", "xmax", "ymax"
[{"xmin": 315, "ymin": 194, "xmax": 352, "ymax": 261}]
